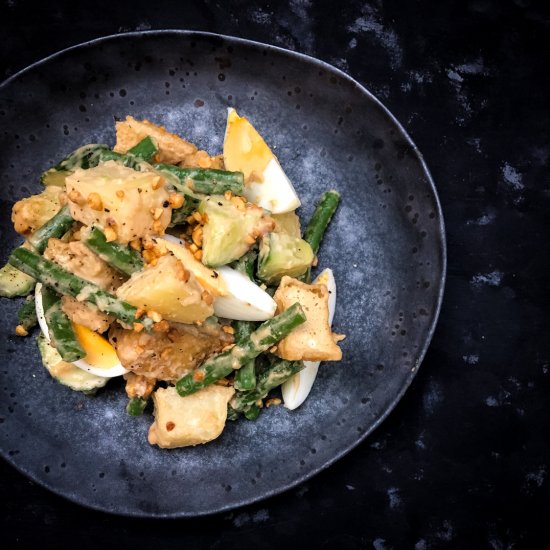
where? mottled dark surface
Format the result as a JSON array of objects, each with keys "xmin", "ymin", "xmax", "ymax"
[{"xmin": 1, "ymin": 0, "xmax": 549, "ymax": 547}]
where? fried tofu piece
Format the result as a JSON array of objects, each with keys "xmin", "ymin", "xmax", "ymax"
[
  {"xmin": 61, "ymin": 295, "xmax": 113, "ymax": 333},
  {"xmin": 114, "ymin": 115, "xmax": 223, "ymax": 168},
  {"xmin": 44, "ymin": 238, "xmax": 126, "ymax": 291},
  {"xmin": 273, "ymin": 276, "xmax": 344, "ymax": 361},
  {"xmin": 109, "ymin": 321, "xmax": 232, "ymax": 382},
  {"xmin": 148, "ymin": 385, "xmax": 235, "ymax": 448},
  {"xmin": 12, "ymin": 186, "xmax": 63, "ymax": 236}
]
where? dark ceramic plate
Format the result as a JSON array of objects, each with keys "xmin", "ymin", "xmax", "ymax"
[{"xmin": 0, "ymin": 31, "xmax": 445, "ymax": 517}]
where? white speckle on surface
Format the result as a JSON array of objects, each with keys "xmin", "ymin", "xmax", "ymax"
[
  {"xmin": 436, "ymin": 520, "xmax": 454, "ymax": 541},
  {"xmin": 332, "ymin": 58, "xmax": 349, "ymax": 70},
  {"xmin": 415, "ymin": 540, "xmax": 427, "ymax": 550},
  {"xmin": 471, "ymin": 271, "xmax": 503, "ymax": 287},
  {"xmin": 447, "ymin": 69, "xmax": 464, "ymax": 83},
  {"xmin": 347, "ymin": 6, "xmax": 402, "ymax": 69},
  {"xmin": 233, "ymin": 512, "xmax": 250, "ymax": 527},
  {"xmin": 348, "ymin": 37, "xmax": 357, "ymax": 49},
  {"xmin": 467, "ymin": 137, "xmax": 482, "ymax": 153},
  {"xmin": 455, "ymin": 57, "xmax": 487, "ymax": 75},
  {"xmin": 253, "ymin": 509, "xmax": 270, "ymax": 523},
  {"xmin": 486, "ymin": 396, "xmax": 499, "ymax": 407},
  {"xmin": 501, "ymin": 163, "xmax": 524, "ymax": 190},
  {"xmin": 525, "ymin": 468, "xmax": 546, "ymax": 488},
  {"xmin": 134, "ymin": 21, "xmax": 152, "ymax": 31},
  {"xmin": 296, "ymin": 484, "xmax": 309, "ymax": 497},
  {"xmin": 373, "ymin": 538, "xmax": 387, "ymax": 550},
  {"xmin": 466, "ymin": 211, "xmax": 495, "ymax": 226},
  {"xmin": 346, "ymin": 484, "xmax": 356, "ymax": 491},
  {"xmin": 423, "ymin": 379, "xmax": 443, "ymax": 414},
  {"xmin": 488, "ymin": 537, "xmax": 504, "ymax": 550},
  {"xmin": 462, "ymin": 354, "xmax": 479, "ymax": 365},
  {"xmin": 387, "ymin": 487, "xmax": 401, "ymax": 508},
  {"xmin": 250, "ymin": 8, "xmax": 271, "ymax": 24},
  {"xmin": 415, "ymin": 431, "xmax": 426, "ymax": 449}
]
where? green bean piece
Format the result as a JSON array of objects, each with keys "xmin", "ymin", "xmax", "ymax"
[
  {"xmin": 233, "ymin": 321, "xmax": 257, "ymax": 391},
  {"xmin": 155, "ymin": 164, "xmax": 245, "ymax": 196},
  {"xmin": 27, "ymin": 205, "xmax": 74, "ymax": 254},
  {"xmin": 17, "ymin": 296, "xmax": 37, "ymax": 330},
  {"xmin": 230, "ymin": 358, "xmax": 304, "ymax": 413},
  {"xmin": 301, "ymin": 190, "xmax": 340, "ymax": 282},
  {"xmin": 8, "ymin": 248, "xmax": 154, "ymax": 331},
  {"xmin": 41, "ymin": 286, "xmax": 85, "ymax": 362},
  {"xmin": 231, "ymin": 249, "xmax": 258, "ymax": 282},
  {"xmin": 243, "ymin": 404, "xmax": 261, "ymax": 420},
  {"xmin": 127, "ymin": 136, "xmax": 158, "ymax": 162},
  {"xmin": 175, "ymin": 303, "xmax": 306, "ymax": 397},
  {"xmin": 126, "ymin": 397, "xmax": 148, "ymax": 416},
  {"xmin": 83, "ymin": 227, "xmax": 144, "ymax": 275}
]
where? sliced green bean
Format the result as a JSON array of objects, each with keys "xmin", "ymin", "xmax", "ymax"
[
  {"xmin": 28, "ymin": 205, "xmax": 74, "ymax": 254},
  {"xmin": 155, "ymin": 164, "xmax": 244, "ymax": 195}
]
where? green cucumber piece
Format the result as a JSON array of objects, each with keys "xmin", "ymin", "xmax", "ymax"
[{"xmin": 257, "ymin": 232, "xmax": 314, "ymax": 285}]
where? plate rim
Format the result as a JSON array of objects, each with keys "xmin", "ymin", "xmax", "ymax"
[{"xmin": 0, "ymin": 29, "xmax": 447, "ymax": 518}]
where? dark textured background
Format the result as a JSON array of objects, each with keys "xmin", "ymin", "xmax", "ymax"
[{"xmin": 1, "ymin": 0, "xmax": 549, "ymax": 547}]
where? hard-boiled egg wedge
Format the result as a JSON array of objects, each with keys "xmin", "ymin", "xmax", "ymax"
[
  {"xmin": 281, "ymin": 268, "xmax": 336, "ymax": 410},
  {"xmin": 213, "ymin": 266, "xmax": 276, "ymax": 321},
  {"xmin": 35, "ymin": 283, "xmax": 127, "ymax": 378},
  {"xmin": 223, "ymin": 108, "xmax": 301, "ymax": 214},
  {"xmin": 158, "ymin": 235, "xmax": 276, "ymax": 321}
]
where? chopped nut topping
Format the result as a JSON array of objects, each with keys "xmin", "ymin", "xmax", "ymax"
[
  {"xmin": 168, "ymin": 193, "xmax": 184, "ymax": 208},
  {"xmin": 265, "ymin": 398, "xmax": 282, "ymax": 408},
  {"xmin": 129, "ymin": 238, "xmax": 141, "ymax": 251},
  {"xmin": 201, "ymin": 290, "xmax": 213, "ymax": 305},
  {"xmin": 87, "ymin": 192, "xmax": 103, "ymax": 211},
  {"xmin": 104, "ymin": 226, "xmax": 117, "ymax": 242},
  {"xmin": 244, "ymin": 234, "xmax": 256, "ymax": 245},
  {"xmin": 116, "ymin": 190, "xmax": 125, "ymax": 199},
  {"xmin": 192, "ymin": 225, "xmax": 203, "ymax": 247},
  {"xmin": 222, "ymin": 325, "xmax": 235, "ymax": 335},
  {"xmin": 193, "ymin": 370, "xmax": 205, "ymax": 381},
  {"xmin": 68, "ymin": 189, "xmax": 86, "ymax": 206},
  {"xmin": 133, "ymin": 322, "xmax": 144, "ymax": 333},
  {"xmin": 134, "ymin": 308, "xmax": 145, "ymax": 319},
  {"xmin": 192, "ymin": 211, "xmax": 203, "ymax": 224},
  {"xmin": 152, "ymin": 207, "xmax": 164, "ymax": 221},
  {"xmin": 224, "ymin": 190, "xmax": 233, "ymax": 201},
  {"xmin": 15, "ymin": 325, "xmax": 28, "ymax": 337},
  {"xmin": 194, "ymin": 249, "xmax": 203, "ymax": 261},
  {"xmin": 153, "ymin": 320, "xmax": 170, "ymax": 333},
  {"xmin": 147, "ymin": 310, "xmax": 162, "ymax": 323}
]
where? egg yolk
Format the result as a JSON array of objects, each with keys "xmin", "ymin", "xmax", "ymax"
[
  {"xmin": 73, "ymin": 323, "xmax": 120, "ymax": 369},
  {"xmin": 223, "ymin": 109, "xmax": 273, "ymax": 179}
]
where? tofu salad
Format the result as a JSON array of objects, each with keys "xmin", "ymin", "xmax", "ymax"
[{"xmin": 0, "ymin": 110, "xmax": 343, "ymax": 449}]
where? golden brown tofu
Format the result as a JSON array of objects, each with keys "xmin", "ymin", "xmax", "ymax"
[
  {"xmin": 44, "ymin": 238, "xmax": 126, "ymax": 291},
  {"xmin": 148, "ymin": 385, "xmax": 235, "ymax": 448},
  {"xmin": 273, "ymin": 276, "xmax": 344, "ymax": 361},
  {"xmin": 61, "ymin": 295, "xmax": 113, "ymax": 333},
  {"xmin": 114, "ymin": 115, "xmax": 223, "ymax": 168},
  {"xmin": 11, "ymin": 186, "xmax": 63, "ymax": 236},
  {"xmin": 109, "ymin": 321, "xmax": 232, "ymax": 382}
]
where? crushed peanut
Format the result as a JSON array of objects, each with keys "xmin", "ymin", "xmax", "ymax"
[
  {"xmin": 194, "ymin": 249, "xmax": 203, "ymax": 261},
  {"xmin": 151, "ymin": 176, "xmax": 164, "ymax": 190},
  {"xmin": 133, "ymin": 322, "xmax": 144, "ymax": 333},
  {"xmin": 244, "ymin": 234, "xmax": 256, "ymax": 245},
  {"xmin": 104, "ymin": 226, "xmax": 117, "ymax": 242},
  {"xmin": 193, "ymin": 370, "xmax": 205, "ymax": 381},
  {"xmin": 134, "ymin": 308, "xmax": 145, "ymax": 319},
  {"xmin": 224, "ymin": 190, "xmax": 233, "ymax": 201},
  {"xmin": 15, "ymin": 325, "xmax": 28, "ymax": 337},
  {"xmin": 129, "ymin": 238, "xmax": 142, "ymax": 251},
  {"xmin": 153, "ymin": 320, "xmax": 170, "ymax": 333},
  {"xmin": 265, "ymin": 398, "xmax": 282, "ymax": 408},
  {"xmin": 201, "ymin": 290, "xmax": 213, "ymax": 305},
  {"xmin": 192, "ymin": 226, "xmax": 203, "ymax": 247},
  {"xmin": 116, "ymin": 190, "xmax": 125, "ymax": 199},
  {"xmin": 147, "ymin": 310, "xmax": 163, "ymax": 323},
  {"xmin": 168, "ymin": 193, "xmax": 184, "ymax": 208},
  {"xmin": 68, "ymin": 189, "xmax": 86, "ymax": 206},
  {"xmin": 222, "ymin": 325, "xmax": 235, "ymax": 335},
  {"xmin": 87, "ymin": 192, "xmax": 103, "ymax": 211},
  {"xmin": 192, "ymin": 211, "xmax": 203, "ymax": 223}
]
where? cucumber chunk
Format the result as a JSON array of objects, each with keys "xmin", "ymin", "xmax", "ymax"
[
  {"xmin": 257, "ymin": 232, "xmax": 314, "ymax": 285},
  {"xmin": 0, "ymin": 263, "xmax": 35, "ymax": 297}
]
